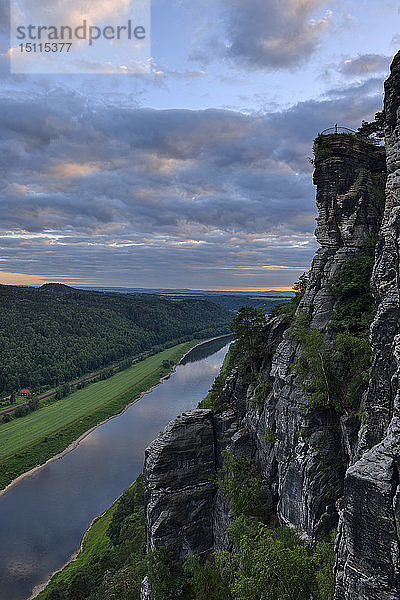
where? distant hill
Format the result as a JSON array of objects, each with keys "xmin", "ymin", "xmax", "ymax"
[
  {"xmin": 75, "ymin": 286, "xmax": 293, "ymax": 312},
  {"xmin": 80, "ymin": 286, "xmax": 294, "ymax": 297},
  {"xmin": 0, "ymin": 284, "xmax": 232, "ymax": 394},
  {"xmin": 39, "ymin": 283, "xmax": 75, "ymax": 294}
]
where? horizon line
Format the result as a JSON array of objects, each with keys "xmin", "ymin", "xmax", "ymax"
[{"xmin": 0, "ymin": 280, "xmax": 294, "ymax": 293}]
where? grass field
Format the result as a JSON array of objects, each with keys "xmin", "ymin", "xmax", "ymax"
[{"xmin": 0, "ymin": 340, "xmax": 201, "ymax": 490}]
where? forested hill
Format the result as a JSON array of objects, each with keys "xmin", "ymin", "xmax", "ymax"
[{"xmin": 0, "ymin": 283, "xmax": 232, "ymax": 394}]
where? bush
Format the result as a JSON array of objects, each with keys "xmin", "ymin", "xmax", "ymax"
[
  {"xmin": 294, "ymin": 321, "xmax": 335, "ymax": 410},
  {"xmin": 313, "ymin": 134, "xmax": 335, "ymax": 161},
  {"xmin": 47, "ymin": 581, "xmax": 68, "ymax": 600},
  {"xmin": 269, "ymin": 273, "xmax": 309, "ymax": 323},
  {"xmin": 264, "ymin": 427, "xmax": 275, "ymax": 444},
  {"xmin": 293, "ymin": 272, "xmax": 309, "ymax": 308},
  {"xmin": 217, "ymin": 524, "xmax": 335, "ymax": 600},
  {"xmin": 55, "ymin": 383, "xmax": 71, "ymax": 401},
  {"xmin": 28, "ymin": 397, "xmax": 39, "ymax": 412},
  {"xmin": 313, "ymin": 536, "xmax": 336, "ymax": 600},
  {"xmin": 333, "ymin": 332, "xmax": 371, "ymax": 408},
  {"xmin": 147, "ymin": 547, "xmax": 183, "ymax": 600},
  {"xmin": 200, "ymin": 371, "xmax": 226, "ymax": 409},
  {"xmin": 213, "ymin": 451, "xmax": 262, "ymax": 517},
  {"xmin": 294, "ymin": 241, "xmax": 377, "ymax": 414},
  {"xmin": 269, "ymin": 301, "xmax": 296, "ymax": 322},
  {"xmin": 200, "ymin": 346, "xmax": 235, "ymax": 410},
  {"xmin": 183, "ymin": 554, "xmax": 229, "ymax": 600},
  {"xmin": 229, "ymin": 307, "xmax": 281, "ymax": 386},
  {"xmin": 107, "ymin": 474, "xmax": 144, "ymax": 546},
  {"xmin": 328, "ymin": 250, "xmax": 375, "ymax": 336},
  {"xmin": 14, "ymin": 405, "xmax": 29, "ymax": 418},
  {"xmin": 248, "ymin": 373, "xmax": 272, "ymax": 409},
  {"xmin": 294, "ymin": 320, "xmax": 371, "ymax": 413},
  {"xmin": 357, "ymin": 111, "xmax": 385, "ymax": 143}
]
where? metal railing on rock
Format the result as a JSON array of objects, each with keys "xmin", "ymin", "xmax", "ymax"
[
  {"xmin": 319, "ymin": 125, "xmax": 383, "ymax": 145},
  {"xmin": 320, "ymin": 125, "xmax": 358, "ymax": 135}
]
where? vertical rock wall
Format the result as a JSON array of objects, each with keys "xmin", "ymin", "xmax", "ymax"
[
  {"xmin": 334, "ymin": 50, "xmax": 400, "ymax": 600},
  {"xmin": 216, "ymin": 133, "xmax": 385, "ymax": 543},
  {"xmin": 270, "ymin": 134, "xmax": 385, "ymax": 538}
]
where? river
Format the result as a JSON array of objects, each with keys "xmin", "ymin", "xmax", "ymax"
[{"xmin": 0, "ymin": 336, "xmax": 231, "ymax": 600}]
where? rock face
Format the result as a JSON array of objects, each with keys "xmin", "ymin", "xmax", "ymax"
[
  {"xmin": 141, "ymin": 54, "xmax": 399, "ymax": 600},
  {"xmin": 143, "ymin": 410, "xmax": 216, "ymax": 561},
  {"xmin": 334, "ymin": 50, "xmax": 400, "ymax": 600},
  {"xmin": 237, "ymin": 132, "xmax": 385, "ymax": 541},
  {"xmin": 208, "ymin": 130, "xmax": 385, "ymax": 546},
  {"xmin": 268, "ymin": 133, "xmax": 385, "ymax": 539}
]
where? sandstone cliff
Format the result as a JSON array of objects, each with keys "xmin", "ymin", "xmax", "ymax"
[
  {"xmin": 143, "ymin": 410, "xmax": 216, "ymax": 560},
  {"xmin": 334, "ymin": 50, "xmax": 400, "ymax": 600},
  {"xmin": 140, "ymin": 54, "xmax": 399, "ymax": 600}
]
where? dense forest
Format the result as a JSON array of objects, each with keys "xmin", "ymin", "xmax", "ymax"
[{"xmin": 0, "ymin": 283, "xmax": 232, "ymax": 394}]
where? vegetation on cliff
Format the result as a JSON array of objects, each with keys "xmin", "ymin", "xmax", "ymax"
[
  {"xmin": 294, "ymin": 238, "xmax": 376, "ymax": 413},
  {"xmin": 357, "ymin": 110, "xmax": 385, "ymax": 143},
  {"xmin": 217, "ymin": 522, "xmax": 335, "ymax": 600},
  {"xmin": 205, "ymin": 450, "xmax": 335, "ymax": 600},
  {"xmin": 212, "ymin": 451, "xmax": 263, "ymax": 517},
  {"xmin": 200, "ymin": 347, "xmax": 234, "ymax": 410}
]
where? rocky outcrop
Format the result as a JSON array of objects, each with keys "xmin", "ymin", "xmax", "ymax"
[
  {"xmin": 269, "ymin": 134, "xmax": 384, "ymax": 539},
  {"xmin": 143, "ymin": 410, "xmax": 216, "ymax": 561},
  {"xmin": 334, "ymin": 50, "xmax": 400, "ymax": 600}
]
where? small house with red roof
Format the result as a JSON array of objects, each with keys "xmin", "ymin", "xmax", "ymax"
[{"xmin": 20, "ymin": 389, "xmax": 31, "ymax": 397}]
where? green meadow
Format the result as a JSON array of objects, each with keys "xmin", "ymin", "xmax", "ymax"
[{"xmin": 0, "ymin": 340, "xmax": 200, "ymax": 490}]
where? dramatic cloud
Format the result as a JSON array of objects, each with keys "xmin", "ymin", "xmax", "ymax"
[
  {"xmin": 0, "ymin": 73, "xmax": 382, "ymax": 289},
  {"xmin": 201, "ymin": 0, "xmax": 333, "ymax": 70},
  {"xmin": 339, "ymin": 54, "xmax": 391, "ymax": 78}
]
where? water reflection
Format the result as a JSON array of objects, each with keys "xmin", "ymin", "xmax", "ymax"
[
  {"xmin": 180, "ymin": 335, "xmax": 231, "ymax": 364},
  {"xmin": 0, "ymin": 338, "xmax": 230, "ymax": 600}
]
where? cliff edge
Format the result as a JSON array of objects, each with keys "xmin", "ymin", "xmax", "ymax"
[{"xmin": 140, "ymin": 54, "xmax": 399, "ymax": 600}]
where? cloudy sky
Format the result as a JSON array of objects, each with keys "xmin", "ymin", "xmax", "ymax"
[{"xmin": 0, "ymin": 0, "xmax": 397, "ymax": 290}]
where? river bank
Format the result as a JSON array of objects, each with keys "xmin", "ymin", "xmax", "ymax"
[
  {"xmin": 0, "ymin": 337, "xmax": 227, "ymax": 494},
  {"xmin": 28, "ymin": 336, "xmax": 231, "ymax": 599},
  {"xmin": 31, "ymin": 496, "xmax": 121, "ymax": 600},
  {"xmin": 0, "ymin": 336, "xmax": 231, "ymax": 600}
]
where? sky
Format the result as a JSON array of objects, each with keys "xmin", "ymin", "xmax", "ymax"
[{"xmin": 0, "ymin": 0, "xmax": 398, "ymax": 291}]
